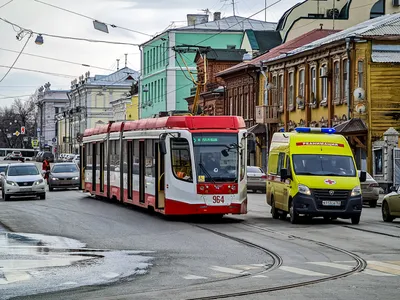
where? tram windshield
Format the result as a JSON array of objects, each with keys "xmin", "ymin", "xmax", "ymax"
[{"xmin": 192, "ymin": 133, "xmax": 239, "ymax": 183}]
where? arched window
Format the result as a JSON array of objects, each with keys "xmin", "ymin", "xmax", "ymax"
[{"xmin": 370, "ymin": 0, "xmax": 384, "ymax": 19}]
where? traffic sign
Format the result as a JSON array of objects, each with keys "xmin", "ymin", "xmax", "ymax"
[
  {"xmin": 21, "ymin": 126, "xmax": 26, "ymax": 134},
  {"xmin": 31, "ymin": 139, "xmax": 39, "ymax": 148},
  {"xmin": 14, "ymin": 131, "xmax": 20, "ymax": 137},
  {"xmin": 52, "ymin": 137, "xmax": 57, "ymax": 144}
]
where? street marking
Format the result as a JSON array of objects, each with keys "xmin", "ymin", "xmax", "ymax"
[
  {"xmin": 210, "ymin": 266, "xmax": 250, "ymax": 275},
  {"xmin": 279, "ymin": 266, "xmax": 328, "ymax": 276},
  {"xmin": 388, "ymin": 261, "xmax": 400, "ymax": 266},
  {"xmin": 251, "ymin": 264, "xmax": 266, "ymax": 267},
  {"xmin": 232, "ymin": 264, "xmax": 265, "ymax": 270},
  {"xmin": 183, "ymin": 274, "xmax": 208, "ymax": 280},
  {"xmin": 309, "ymin": 262, "xmax": 394, "ymax": 276},
  {"xmin": 252, "ymin": 275, "xmax": 268, "ymax": 278},
  {"xmin": 0, "ymin": 271, "xmax": 31, "ymax": 284},
  {"xmin": 368, "ymin": 261, "xmax": 400, "ymax": 275}
]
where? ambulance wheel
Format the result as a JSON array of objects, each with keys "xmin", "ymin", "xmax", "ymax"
[
  {"xmin": 279, "ymin": 213, "xmax": 287, "ymax": 220},
  {"xmin": 289, "ymin": 200, "xmax": 299, "ymax": 224},
  {"xmin": 271, "ymin": 198, "xmax": 279, "ymax": 219}
]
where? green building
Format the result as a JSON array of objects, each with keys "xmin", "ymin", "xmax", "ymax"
[{"xmin": 139, "ymin": 13, "xmax": 276, "ymax": 118}]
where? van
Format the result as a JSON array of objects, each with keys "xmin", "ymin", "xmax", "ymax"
[{"xmin": 266, "ymin": 127, "xmax": 366, "ymax": 225}]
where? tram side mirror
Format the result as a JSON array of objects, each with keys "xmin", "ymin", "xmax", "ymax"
[
  {"xmin": 359, "ymin": 171, "xmax": 367, "ymax": 183},
  {"xmin": 159, "ymin": 133, "xmax": 167, "ymax": 155},
  {"xmin": 221, "ymin": 149, "xmax": 229, "ymax": 157}
]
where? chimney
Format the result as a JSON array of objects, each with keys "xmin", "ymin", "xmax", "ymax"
[
  {"xmin": 187, "ymin": 14, "xmax": 209, "ymax": 26},
  {"xmin": 214, "ymin": 12, "xmax": 221, "ymax": 21}
]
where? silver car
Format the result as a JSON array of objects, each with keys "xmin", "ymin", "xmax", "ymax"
[
  {"xmin": 1, "ymin": 163, "xmax": 46, "ymax": 201},
  {"xmin": 247, "ymin": 166, "xmax": 267, "ymax": 193},
  {"xmin": 359, "ymin": 171, "xmax": 380, "ymax": 207},
  {"xmin": 0, "ymin": 163, "xmax": 9, "ymax": 190},
  {"xmin": 48, "ymin": 163, "xmax": 80, "ymax": 191}
]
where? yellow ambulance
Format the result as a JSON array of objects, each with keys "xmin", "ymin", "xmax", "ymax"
[{"xmin": 266, "ymin": 127, "xmax": 366, "ymax": 225}]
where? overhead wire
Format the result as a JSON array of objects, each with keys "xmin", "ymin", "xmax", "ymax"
[
  {"xmin": 0, "ymin": 47, "xmax": 115, "ymax": 71},
  {"xmin": 0, "ymin": 65, "xmax": 76, "ymax": 78},
  {"xmin": 0, "ymin": 0, "xmax": 13, "ymax": 9},
  {"xmin": 33, "ymin": 0, "xmax": 154, "ymax": 37},
  {"xmin": 0, "ymin": 33, "xmax": 32, "ymax": 84}
]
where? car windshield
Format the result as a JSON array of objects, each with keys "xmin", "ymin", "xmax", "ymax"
[
  {"xmin": 292, "ymin": 154, "xmax": 356, "ymax": 177},
  {"xmin": 0, "ymin": 166, "xmax": 7, "ymax": 172},
  {"xmin": 8, "ymin": 165, "xmax": 39, "ymax": 176},
  {"xmin": 192, "ymin": 133, "xmax": 239, "ymax": 183},
  {"xmin": 247, "ymin": 167, "xmax": 263, "ymax": 173},
  {"xmin": 52, "ymin": 165, "xmax": 78, "ymax": 173}
]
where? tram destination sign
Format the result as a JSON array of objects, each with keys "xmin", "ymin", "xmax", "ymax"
[{"xmin": 193, "ymin": 137, "xmax": 219, "ymax": 143}]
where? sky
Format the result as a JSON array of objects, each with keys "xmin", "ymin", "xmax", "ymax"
[{"xmin": 0, "ymin": 0, "xmax": 302, "ymax": 107}]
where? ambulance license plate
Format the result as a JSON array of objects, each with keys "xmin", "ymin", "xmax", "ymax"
[{"xmin": 322, "ymin": 201, "xmax": 341, "ymax": 206}]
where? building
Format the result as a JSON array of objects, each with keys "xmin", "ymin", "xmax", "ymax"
[
  {"xmin": 277, "ymin": 0, "xmax": 400, "ymax": 42},
  {"xmin": 216, "ymin": 29, "xmax": 337, "ymax": 168},
  {"xmin": 240, "ymin": 29, "xmax": 282, "ymax": 58},
  {"xmin": 57, "ymin": 67, "xmax": 139, "ymax": 153},
  {"xmin": 259, "ymin": 13, "xmax": 400, "ymax": 174},
  {"xmin": 139, "ymin": 12, "xmax": 276, "ymax": 118},
  {"xmin": 35, "ymin": 83, "xmax": 69, "ymax": 152},
  {"xmin": 111, "ymin": 94, "xmax": 139, "ymax": 121},
  {"xmin": 185, "ymin": 48, "xmax": 247, "ymax": 114}
]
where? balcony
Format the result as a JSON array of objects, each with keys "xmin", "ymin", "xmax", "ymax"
[{"xmin": 255, "ymin": 105, "xmax": 280, "ymax": 124}]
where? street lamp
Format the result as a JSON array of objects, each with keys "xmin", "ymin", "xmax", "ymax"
[{"xmin": 35, "ymin": 34, "xmax": 44, "ymax": 45}]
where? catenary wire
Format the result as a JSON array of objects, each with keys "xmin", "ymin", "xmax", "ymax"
[{"xmin": 0, "ymin": 0, "xmax": 13, "ymax": 9}]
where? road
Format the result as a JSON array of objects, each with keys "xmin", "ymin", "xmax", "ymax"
[{"xmin": 0, "ymin": 189, "xmax": 399, "ymax": 300}]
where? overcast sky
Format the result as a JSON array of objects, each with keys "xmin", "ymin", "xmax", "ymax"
[{"xmin": 0, "ymin": 0, "xmax": 301, "ymax": 106}]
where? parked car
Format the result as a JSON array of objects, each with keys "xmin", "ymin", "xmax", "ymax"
[
  {"xmin": 1, "ymin": 163, "xmax": 46, "ymax": 201},
  {"xmin": 247, "ymin": 166, "xmax": 267, "ymax": 193},
  {"xmin": 10, "ymin": 151, "xmax": 22, "ymax": 161},
  {"xmin": 381, "ymin": 186, "xmax": 400, "ymax": 222},
  {"xmin": 72, "ymin": 155, "xmax": 80, "ymax": 166},
  {"xmin": 40, "ymin": 152, "xmax": 54, "ymax": 163},
  {"xmin": 35, "ymin": 151, "xmax": 44, "ymax": 162},
  {"xmin": 359, "ymin": 170, "xmax": 380, "ymax": 207},
  {"xmin": 0, "ymin": 163, "xmax": 9, "ymax": 190},
  {"xmin": 3, "ymin": 154, "xmax": 12, "ymax": 160},
  {"xmin": 48, "ymin": 163, "xmax": 80, "ymax": 191}
]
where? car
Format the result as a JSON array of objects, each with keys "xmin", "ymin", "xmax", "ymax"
[
  {"xmin": 1, "ymin": 163, "xmax": 46, "ymax": 201},
  {"xmin": 358, "ymin": 171, "xmax": 380, "ymax": 207},
  {"xmin": 3, "ymin": 153, "xmax": 12, "ymax": 160},
  {"xmin": 48, "ymin": 163, "xmax": 80, "ymax": 191},
  {"xmin": 40, "ymin": 152, "xmax": 54, "ymax": 163},
  {"xmin": 10, "ymin": 151, "xmax": 22, "ymax": 160},
  {"xmin": 381, "ymin": 185, "xmax": 400, "ymax": 222},
  {"xmin": 72, "ymin": 155, "xmax": 80, "ymax": 166},
  {"xmin": 247, "ymin": 166, "xmax": 267, "ymax": 193},
  {"xmin": 35, "ymin": 151, "xmax": 44, "ymax": 162},
  {"xmin": 0, "ymin": 163, "xmax": 9, "ymax": 190}
]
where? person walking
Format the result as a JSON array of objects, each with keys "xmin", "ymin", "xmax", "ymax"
[{"xmin": 42, "ymin": 157, "xmax": 50, "ymax": 182}]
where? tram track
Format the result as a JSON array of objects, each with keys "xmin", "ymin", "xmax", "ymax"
[
  {"xmin": 342, "ymin": 225, "xmax": 400, "ymax": 238},
  {"xmin": 187, "ymin": 222, "xmax": 367, "ymax": 300}
]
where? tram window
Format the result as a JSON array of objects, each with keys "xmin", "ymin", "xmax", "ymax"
[
  {"xmin": 133, "ymin": 140, "xmax": 139, "ymax": 175},
  {"xmin": 145, "ymin": 140, "xmax": 155, "ymax": 177},
  {"xmin": 171, "ymin": 138, "xmax": 193, "ymax": 182}
]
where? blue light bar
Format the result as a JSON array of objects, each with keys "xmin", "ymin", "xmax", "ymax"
[{"xmin": 295, "ymin": 127, "xmax": 336, "ymax": 134}]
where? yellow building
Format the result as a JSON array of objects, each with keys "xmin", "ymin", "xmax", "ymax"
[
  {"xmin": 259, "ymin": 14, "xmax": 400, "ymax": 173},
  {"xmin": 278, "ymin": 0, "xmax": 400, "ymax": 42},
  {"xmin": 126, "ymin": 95, "xmax": 139, "ymax": 120}
]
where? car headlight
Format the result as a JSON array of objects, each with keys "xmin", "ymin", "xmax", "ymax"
[
  {"xmin": 298, "ymin": 184, "xmax": 311, "ymax": 196},
  {"xmin": 51, "ymin": 177, "xmax": 59, "ymax": 181},
  {"xmin": 72, "ymin": 177, "xmax": 79, "ymax": 180},
  {"xmin": 34, "ymin": 179, "xmax": 44, "ymax": 185},
  {"xmin": 351, "ymin": 186, "xmax": 362, "ymax": 197},
  {"xmin": 6, "ymin": 180, "xmax": 17, "ymax": 186}
]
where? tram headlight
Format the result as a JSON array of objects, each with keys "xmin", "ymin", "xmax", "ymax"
[{"xmin": 199, "ymin": 186, "xmax": 205, "ymax": 191}]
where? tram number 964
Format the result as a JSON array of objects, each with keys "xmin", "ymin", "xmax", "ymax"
[{"xmin": 212, "ymin": 195, "xmax": 225, "ymax": 204}]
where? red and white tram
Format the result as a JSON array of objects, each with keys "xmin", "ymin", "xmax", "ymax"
[{"xmin": 82, "ymin": 115, "xmax": 250, "ymax": 216}]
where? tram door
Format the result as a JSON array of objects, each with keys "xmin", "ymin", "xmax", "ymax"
[
  {"xmin": 155, "ymin": 142, "xmax": 165, "ymax": 209},
  {"xmin": 100, "ymin": 142, "xmax": 105, "ymax": 193},
  {"xmin": 139, "ymin": 140, "xmax": 145, "ymax": 203},
  {"xmin": 92, "ymin": 143, "xmax": 96, "ymax": 192},
  {"xmin": 127, "ymin": 141, "xmax": 133, "ymax": 200},
  {"xmin": 80, "ymin": 144, "xmax": 86, "ymax": 190}
]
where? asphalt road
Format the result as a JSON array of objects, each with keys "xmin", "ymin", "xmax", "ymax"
[{"xmin": 0, "ymin": 189, "xmax": 399, "ymax": 300}]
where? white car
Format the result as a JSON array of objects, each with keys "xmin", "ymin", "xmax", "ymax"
[
  {"xmin": 1, "ymin": 163, "xmax": 46, "ymax": 201},
  {"xmin": 72, "ymin": 155, "xmax": 80, "ymax": 165}
]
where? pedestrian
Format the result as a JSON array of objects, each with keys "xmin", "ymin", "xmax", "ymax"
[
  {"xmin": 18, "ymin": 157, "xmax": 25, "ymax": 163},
  {"xmin": 42, "ymin": 157, "xmax": 50, "ymax": 181}
]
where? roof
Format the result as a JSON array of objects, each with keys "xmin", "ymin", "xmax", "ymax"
[
  {"xmin": 276, "ymin": 0, "xmax": 306, "ymax": 31},
  {"xmin": 86, "ymin": 67, "xmax": 139, "ymax": 87},
  {"xmin": 372, "ymin": 44, "xmax": 400, "ymax": 63},
  {"xmin": 84, "ymin": 116, "xmax": 246, "ymax": 136},
  {"xmin": 217, "ymin": 29, "xmax": 337, "ymax": 77},
  {"xmin": 245, "ymin": 30, "xmax": 282, "ymax": 53},
  {"xmin": 272, "ymin": 13, "xmax": 400, "ymax": 62},
  {"xmin": 333, "ymin": 118, "xmax": 368, "ymax": 134},
  {"xmin": 196, "ymin": 49, "xmax": 247, "ymax": 62}
]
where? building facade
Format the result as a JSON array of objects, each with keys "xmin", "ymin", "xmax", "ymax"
[
  {"xmin": 111, "ymin": 94, "xmax": 139, "ymax": 121},
  {"xmin": 259, "ymin": 14, "xmax": 400, "ymax": 174},
  {"xmin": 140, "ymin": 13, "xmax": 276, "ymax": 118},
  {"xmin": 35, "ymin": 83, "xmax": 69, "ymax": 151},
  {"xmin": 278, "ymin": 0, "xmax": 400, "ymax": 43},
  {"xmin": 57, "ymin": 67, "xmax": 138, "ymax": 153}
]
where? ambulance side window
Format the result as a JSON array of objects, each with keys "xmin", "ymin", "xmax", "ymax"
[
  {"xmin": 286, "ymin": 156, "xmax": 292, "ymax": 177},
  {"xmin": 277, "ymin": 153, "xmax": 285, "ymax": 176}
]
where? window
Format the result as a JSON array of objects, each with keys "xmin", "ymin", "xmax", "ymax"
[
  {"xmin": 334, "ymin": 61, "xmax": 340, "ymax": 100},
  {"xmin": 272, "ymin": 76, "xmax": 278, "ymax": 105},
  {"xmin": 298, "ymin": 69, "xmax": 305, "ymax": 97},
  {"xmin": 171, "ymin": 138, "xmax": 192, "ymax": 182},
  {"xmin": 358, "ymin": 60, "xmax": 364, "ymax": 89},
  {"xmin": 277, "ymin": 153, "xmax": 285, "ymax": 176},
  {"xmin": 293, "ymin": 154, "xmax": 356, "ymax": 177},
  {"xmin": 374, "ymin": 148, "xmax": 383, "ymax": 175},
  {"xmin": 278, "ymin": 74, "xmax": 284, "ymax": 108},
  {"xmin": 320, "ymin": 64, "xmax": 328, "ymax": 102},
  {"xmin": 246, "ymin": 94, "xmax": 249, "ymax": 119},
  {"xmin": 286, "ymin": 156, "xmax": 292, "ymax": 177},
  {"xmin": 310, "ymin": 66, "xmax": 316, "ymax": 100},
  {"xmin": 288, "ymin": 72, "xmax": 294, "ymax": 108},
  {"xmin": 343, "ymin": 59, "xmax": 348, "ymax": 101}
]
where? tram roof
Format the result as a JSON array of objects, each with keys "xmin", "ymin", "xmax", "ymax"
[{"xmin": 84, "ymin": 116, "xmax": 245, "ymax": 137}]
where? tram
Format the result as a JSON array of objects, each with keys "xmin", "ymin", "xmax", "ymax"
[{"xmin": 81, "ymin": 115, "xmax": 251, "ymax": 216}]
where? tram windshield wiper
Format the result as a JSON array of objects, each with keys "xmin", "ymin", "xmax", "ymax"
[{"xmin": 198, "ymin": 163, "xmax": 215, "ymax": 183}]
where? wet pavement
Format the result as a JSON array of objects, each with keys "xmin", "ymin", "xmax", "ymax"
[{"xmin": 0, "ymin": 226, "xmax": 153, "ymax": 300}]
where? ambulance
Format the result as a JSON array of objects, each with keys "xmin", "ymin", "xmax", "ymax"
[{"xmin": 266, "ymin": 127, "xmax": 366, "ymax": 224}]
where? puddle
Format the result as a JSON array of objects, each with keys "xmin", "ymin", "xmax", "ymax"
[{"xmin": 0, "ymin": 231, "xmax": 153, "ymax": 300}]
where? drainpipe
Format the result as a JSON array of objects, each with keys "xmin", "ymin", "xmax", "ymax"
[
  {"xmin": 346, "ymin": 37, "xmax": 353, "ymax": 120},
  {"xmin": 259, "ymin": 63, "xmax": 269, "ymax": 172},
  {"xmin": 247, "ymin": 67, "xmax": 258, "ymax": 167},
  {"xmin": 139, "ymin": 45, "xmax": 143, "ymax": 119}
]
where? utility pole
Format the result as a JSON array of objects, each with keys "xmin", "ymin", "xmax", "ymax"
[
  {"xmin": 231, "ymin": 0, "xmax": 235, "ymax": 16},
  {"xmin": 265, "ymin": 0, "xmax": 267, "ymax": 22},
  {"xmin": 333, "ymin": 0, "xmax": 336, "ymax": 30}
]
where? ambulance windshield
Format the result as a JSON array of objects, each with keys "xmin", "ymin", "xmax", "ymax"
[{"xmin": 292, "ymin": 154, "xmax": 356, "ymax": 177}]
